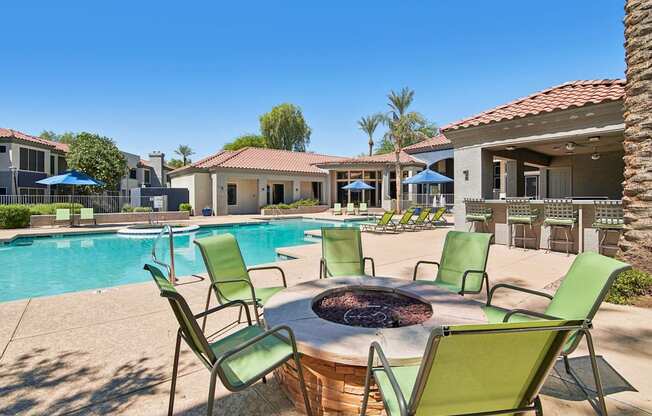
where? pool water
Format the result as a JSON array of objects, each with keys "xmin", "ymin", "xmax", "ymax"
[{"xmin": 0, "ymin": 219, "xmax": 358, "ymax": 302}]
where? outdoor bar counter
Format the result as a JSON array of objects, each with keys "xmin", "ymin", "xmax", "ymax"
[{"xmin": 466, "ymin": 199, "xmax": 621, "ymax": 255}]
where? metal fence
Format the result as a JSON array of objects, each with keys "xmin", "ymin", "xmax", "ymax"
[
  {"xmin": 400, "ymin": 193, "xmax": 454, "ymax": 211},
  {"xmin": 0, "ymin": 194, "xmax": 167, "ymax": 213}
]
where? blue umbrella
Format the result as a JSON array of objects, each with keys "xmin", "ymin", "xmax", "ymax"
[
  {"xmin": 37, "ymin": 170, "xmax": 104, "ymax": 225},
  {"xmin": 342, "ymin": 180, "xmax": 375, "ymax": 190},
  {"xmin": 402, "ymin": 169, "xmax": 453, "ymax": 185}
]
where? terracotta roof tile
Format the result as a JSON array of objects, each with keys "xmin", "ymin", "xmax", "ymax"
[
  {"xmin": 443, "ymin": 79, "xmax": 625, "ymax": 131},
  {"xmin": 403, "ymin": 134, "xmax": 451, "ymax": 153},
  {"xmin": 317, "ymin": 151, "xmax": 424, "ymax": 166},
  {"xmin": 0, "ymin": 128, "xmax": 69, "ymax": 152}
]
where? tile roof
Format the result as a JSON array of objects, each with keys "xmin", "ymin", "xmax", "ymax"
[
  {"xmin": 316, "ymin": 151, "xmax": 424, "ymax": 166},
  {"xmin": 403, "ymin": 134, "xmax": 451, "ymax": 153},
  {"xmin": 0, "ymin": 128, "xmax": 69, "ymax": 152},
  {"xmin": 443, "ymin": 79, "xmax": 625, "ymax": 131},
  {"xmin": 174, "ymin": 147, "xmax": 346, "ymax": 175}
]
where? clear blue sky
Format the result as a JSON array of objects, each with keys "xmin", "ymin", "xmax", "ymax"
[{"xmin": 1, "ymin": 1, "xmax": 625, "ymax": 160}]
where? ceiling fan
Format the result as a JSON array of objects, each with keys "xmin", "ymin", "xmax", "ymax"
[{"xmin": 551, "ymin": 136, "xmax": 601, "ymax": 155}]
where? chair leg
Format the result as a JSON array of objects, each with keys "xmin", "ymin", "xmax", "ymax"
[
  {"xmin": 168, "ymin": 330, "xmax": 182, "ymax": 416},
  {"xmin": 585, "ymin": 330, "xmax": 609, "ymax": 416},
  {"xmin": 202, "ymin": 285, "xmax": 214, "ymax": 332},
  {"xmin": 207, "ymin": 368, "xmax": 219, "ymax": 416},
  {"xmin": 294, "ymin": 353, "xmax": 314, "ymax": 416},
  {"xmin": 533, "ymin": 396, "xmax": 543, "ymax": 416},
  {"xmin": 508, "ymin": 223, "xmax": 512, "ymax": 248},
  {"xmin": 547, "ymin": 225, "xmax": 553, "ymax": 253},
  {"xmin": 598, "ymin": 230, "xmax": 606, "ymax": 255},
  {"xmin": 564, "ymin": 226, "xmax": 571, "ymax": 255}
]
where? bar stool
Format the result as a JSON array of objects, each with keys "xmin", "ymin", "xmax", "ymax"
[
  {"xmin": 464, "ymin": 198, "xmax": 493, "ymax": 232},
  {"xmin": 506, "ymin": 198, "xmax": 539, "ymax": 249},
  {"xmin": 593, "ymin": 200, "xmax": 624, "ymax": 256},
  {"xmin": 543, "ymin": 199, "xmax": 577, "ymax": 255}
]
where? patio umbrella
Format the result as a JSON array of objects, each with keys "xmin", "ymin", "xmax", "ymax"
[
  {"xmin": 342, "ymin": 180, "xmax": 375, "ymax": 191},
  {"xmin": 37, "ymin": 170, "xmax": 105, "ymax": 226},
  {"xmin": 402, "ymin": 169, "xmax": 453, "ymax": 185}
]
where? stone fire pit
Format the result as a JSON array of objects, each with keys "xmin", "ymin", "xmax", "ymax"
[{"xmin": 264, "ymin": 276, "xmax": 487, "ymax": 415}]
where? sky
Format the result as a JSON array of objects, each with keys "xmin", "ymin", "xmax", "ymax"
[{"xmin": 1, "ymin": 1, "xmax": 625, "ymax": 161}]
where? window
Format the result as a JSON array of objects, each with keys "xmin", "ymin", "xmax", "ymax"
[
  {"xmin": 336, "ymin": 171, "xmax": 348, "ymax": 180},
  {"xmin": 0, "ymin": 188, "xmax": 6, "ymax": 196},
  {"xmin": 50, "ymin": 155, "xmax": 55, "ymax": 175},
  {"xmin": 227, "ymin": 183, "xmax": 237, "ymax": 205},
  {"xmin": 19, "ymin": 148, "xmax": 45, "ymax": 172},
  {"xmin": 129, "ymin": 168, "xmax": 137, "ymax": 179},
  {"xmin": 58, "ymin": 156, "xmax": 67, "ymax": 173},
  {"xmin": 0, "ymin": 145, "xmax": 6, "ymax": 153},
  {"xmin": 144, "ymin": 169, "xmax": 151, "ymax": 185},
  {"xmin": 19, "ymin": 188, "xmax": 45, "ymax": 196},
  {"xmin": 493, "ymin": 161, "xmax": 501, "ymax": 190}
]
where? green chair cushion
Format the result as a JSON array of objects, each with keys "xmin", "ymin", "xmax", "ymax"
[
  {"xmin": 373, "ymin": 365, "xmax": 420, "ymax": 416},
  {"xmin": 544, "ymin": 218, "xmax": 576, "ymax": 226},
  {"xmin": 211, "ymin": 325, "xmax": 293, "ymax": 389},
  {"xmin": 508, "ymin": 215, "xmax": 538, "ymax": 224},
  {"xmin": 593, "ymin": 219, "xmax": 624, "ymax": 229},
  {"xmin": 219, "ymin": 285, "xmax": 285, "ymax": 306},
  {"xmin": 322, "ymin": 228, "xmax": 365, "ymax": 277},
  {"xmin": 435, "ymin": 231, "xmax": 492, "ymax": 293},
  {"xmin": 482, "ymin": 305, "xmax": 537, "ymax": 324},
  {"xmin": 465, "ymin": 213, "xmax": 491, "ymax": 222}
]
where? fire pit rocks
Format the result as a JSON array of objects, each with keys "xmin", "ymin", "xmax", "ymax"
[{"xmin": 264, "ymin": 276, "xmax": 487, "ymax": 415}]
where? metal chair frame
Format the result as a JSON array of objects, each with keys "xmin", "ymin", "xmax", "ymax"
[
  {"xmin": 506, "ymin": 198, "xmax": 538, "ymax": 249},
  {"xmin": 543, "ymin": 199, "xmax": 577, "ymax": 255},
  {"xmin": 464, "ymin": 198, "xmax": 492, "ymax": 233},
  {"xmin": 594, "ymin": 200, "xmax": 624, "ymax": 255}
]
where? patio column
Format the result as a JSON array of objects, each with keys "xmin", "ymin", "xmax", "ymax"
[
  {"xmin": 257, "ymin": 176, "xmax": 268, "ymax": 208},
  {"xmin": 407, "ymin": 168, "xmax": 416, "ymax": 202},
  {"xmin": 381, "ymin": 167, "xmax": 391, "ymax": 210},
  {"xmin": 212, "ymin": 173, "xmax": 228, "ymax": 215},
  {"xmin": 538, "ymin": 168, "xmax": 548, "ymax": 199},
  {"xmin": 453, "ymin": 146, "xmax": 494, "ymax": 229},
  {"xmin": 504, "ymin": 159, "xmax": 525, "ymax": 197}
]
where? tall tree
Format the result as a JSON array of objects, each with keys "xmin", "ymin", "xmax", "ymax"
[
  {"xmin": 39, "ymin": 130, "xmax": 77, "ymax": 145},
  {"xmin": 167, "ymin": 159, "xmax": 184, "ymax": 169},
  {"xmin": 358, "ymin": 114, "xmax": 383, "ymax": 156},
  {"xmin": 621, "ymin": 0, "xmax": 652, "ymax": 273},
  {"xmin": 259, "ymin": 103, "xmax": 311, "ymax": 151},
  {"xmin": 66, "ymin": 132, "xmax": 126, "ymax": 192},
  {"xmin": 223, "ymin": 134, "xmax": 267, "ymax": 151},
  {"xmin": 383, "ymin": 87, "xmax": 429, "ymax": 213},
  {"xmin": 174, "ymin": 145, "xmax": 195, "ymax": 166}
]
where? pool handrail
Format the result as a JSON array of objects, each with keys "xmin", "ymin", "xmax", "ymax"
[{"xmin": 152, "ymin": 224, "xmax": 177, "ymax": 284}]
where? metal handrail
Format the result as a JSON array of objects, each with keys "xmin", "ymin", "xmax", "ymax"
[{"xmin": 152, "ymin": 224, "xmax": 176, "ymax": 284}]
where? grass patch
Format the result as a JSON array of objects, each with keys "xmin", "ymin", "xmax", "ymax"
[{"xmin": 606, "ymin": 268, "xmax": 652, "ymax": 305}]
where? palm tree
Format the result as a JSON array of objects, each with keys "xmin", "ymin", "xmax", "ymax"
[
  {"xmin": 384, "ymin": 87, "xmax": 428, "ymax": 213},
  {"xmin": 174, "ymin": 145, "xmax": 195, "ymax": 166},
  {"xmin": 621, "ymin": 0, "xmax": 652, "ymax": 273},
  {"xmin": 358, "ymin": 114, "xmax": 383, "ymax": 156}
]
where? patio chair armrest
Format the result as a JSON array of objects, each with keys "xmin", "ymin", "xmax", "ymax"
[
  {"xmin": 320, "ymin": 258, "xmax": 328, "ymax": 279},
  {"xmin": 364, "ymin": 341, "xmax": 409, "ymax": 416},
  {"xmin": 363, "ymin": 257, "xmax": 376, "ymax": 276},
  {"xmin": 486, "ymin": 283, "xmax": 554, "ymax": 306},
  {"xmin": 193, "ymin": 299, "xmax": 252, "ymax": 325},
  {"xmin": 503, "ymin": 309, "xmax": 561, "ymax": 322},
  {"xmin": 247, "ymin": 265, "xmax": 287, "ymax": 288},
  {"xmin": 412, "ymin": 260, "xmax": 440, "ymax": 281},
  {"xmin": 459, "ymin": 269, "xmax": 488, "ymax": 294}
]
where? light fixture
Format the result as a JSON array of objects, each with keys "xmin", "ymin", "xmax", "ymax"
[
  {"xmin": 588, "ymin": 136, "xmax": 601, "ymax": 143},
  {"xmin": 565, "ymin": 142, "xmax": 576, "ymax": 152},
  {"xmin": 505, "ymin": 146, "xmax": 516, "ymax": 151},
  {"xmin": 591, "ymin": 152, "xmax": 601, "ymax": 161}
]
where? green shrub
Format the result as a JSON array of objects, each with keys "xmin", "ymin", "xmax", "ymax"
[
  {"xmin": 262, "ymin": 198, "xmax": 320, "ymax": 210},
  {"xmin": 0, "ymin": 205, "xmax": 32, "ymax": 229},
  {"xmin": 122, "ymin": 204, "xmax": 134, "ymax": 212},
  {"xmin": 179, "ymin": 203, "xmax": 192, "ymax": 213},
  {"xmin": 28, "ymin": 203, "xmax": 84, "ymax": 215},
  {"xmin": 606, "ymin": 269, "xmax": 652, "ymax": 305},
  {"xmin": 134, "ymin": 207, "xmax": 153, "ymax": 212}
]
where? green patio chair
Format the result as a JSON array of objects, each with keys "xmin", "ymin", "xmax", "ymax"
[
  {"xmin": 408, "ymin": 207, "xmax": 432, "ymax": 230},
  {"xmin": 346, "ymin": 202, "xmax": 355, "ymax": 215},
  {"xmin": 361, "ymin": 320, "xmax": 604, "ymax": 416},
  {"xmin": 79, "ymin": 208, "xmax": 96, "ymax": 225},
  {"xmin": 593, "ymin": 200, "xmax": 624, "ymax": 256},
  {"xmin": 425, "ymin": 206, "xmax": 446, "ymax": 228},
  {"xmin": 332, "ymin": 203, "xmax": 342, "ymax": 215},
  {"xmin": 413, "ymin": 231, "xmax": 493, "ymax": 296},
  {"xmin": 320, "ymin": 227, "xmax": 375, "ymax": 278},
  {"xmin": 484, "ymin": 251, "xmax": 629, "ymax": 413},
  {"xmin": 144, "ymin": 264, "xmax": 313, "ymax": 416},
  {"xmin": 543, "ymin": 198, "xmax": 577, "ymax": 254},
  {"xmin": 194, "ymin": 234, "xmax": 287, "ymax": 326},
  {"xmin": 55, "ymin": 208, "xmax": 71, "ymax": 225},
  {"xmin": 464, "ymin": 198, "xmax": 492, "ymax": 232},
  {"xmin": 391, "ymin": 207, "xmax": 416, "ymax": 231},
  {"xmin": 360, "ymin": 210, "xmax": 395, "ymax": 233},
  {"xmin": 506, "ymin": 197, "xmax": 539, "ymax": 249},
  {"xmin": 358, "ymin": 202, "xmax": 368, "ymax": 215}
]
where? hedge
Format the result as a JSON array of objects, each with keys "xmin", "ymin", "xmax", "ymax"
[
  {"xmin": 0, "ymin": 205, "xmax": 32, "ymax": 229},
  {"xmin": 134, "ymin": 207, "xmax": 153, "ymax": 212},
  {"xmin": 262, "ymin": 198, "xmax": 319, "ymax": 210},
  {"xmin": 179, "ymin": 203, "xmax": 192, "ymax": 213},
  {"xmin": 606, "ymin": 268, "xmax": 652, "ymax": 305},
  {"xmin": 28, "ymin": 203, "xmax": 84, "ymax": 215}
]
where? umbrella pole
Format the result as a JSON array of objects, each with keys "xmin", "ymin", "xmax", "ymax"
[{"xmin": 71, "ymin": 185, "xmax": 75, "ymax": 227}]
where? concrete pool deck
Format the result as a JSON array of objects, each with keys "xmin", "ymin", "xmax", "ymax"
[{"xmin": 0, "ymin": 217, "xmax": 650, "ymax": 415}]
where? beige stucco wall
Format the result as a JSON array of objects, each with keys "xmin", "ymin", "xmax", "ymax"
[
  {"xmin": 170, "ymin": 172, "xmax": 211, "ymax": 213},
  {"xmin": 548, "ymin": 150, "xmax": 624, "ymax": 199},
  {"xmin": 300, "ymin": 181, "xmax": 314, "ymax": 199},
  {"xmin": 227, "ymin": 178, "xmax": 258, "ymax": 214}
]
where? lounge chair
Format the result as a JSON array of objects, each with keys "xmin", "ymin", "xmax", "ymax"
[
  {"xmin": 408, "ymin": 207, "xmax": 431, "ymax": 230},
  {"xmin": 425, "ymin": 206, "xmax": 446, "ymax": 228},
  {"xmin": 484, "ymin": 251, "xmax": 629, "ymax": 409},
  {"xmin": 194, "ymin": 234, "xmax": 287, "ymax": 325},
  {"xmin": 79, "ymin": 208, "xmax": 96, "ymax": 225},
  {"xmin": 360, "ymin": 210, "xmax": 395, "ymax": 233},
  {"xmin": 361, "ymin": 320, "xmax": 603, "ymax": 416},
  {"xmin": 143, "ymin": 264, "xmax": 313, "ymax": 416},
  {"xmin": 320, "ymin": 227, "xmax": 375, "ymax": 278},
  {"xmin": 413, "ymin": 231, "xmax": 493, "ymax": 296},
  {"xmin": 391, "ymin": 207, "xmax": 415, "ymax": 231},
  {"xmin": 55, "ymin": 208, "xmax": 71, "ymax": 226},
  {"xmin": 346, "ymin": 202, "xmax": 355, "ymax": 215},
  {"xmin": 332, "ymin": 203, "xmax": 342, "ymax": 215},
  {"xmin": 358, "ymin": 202, "xmax": 368, "ymax": 215}
]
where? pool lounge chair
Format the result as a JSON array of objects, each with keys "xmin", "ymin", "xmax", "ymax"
[
  {"xmin": 332, "ymin": 203, "xmax": 342, "ymax": 215},
  {"xmin": 346, "ymin": 203, "xmax": 355, "ymax": 215},
  {"xmin": 484, "ymin": 251, "xmax": 629, "ymax": 414},
  {"xmin": 407, "ymin": 207, "xmax": 431, "ymax": 230},
  {"xmin": 425, "ymin": 207, "xmax": 446, "ymax": 228},
  {"xmin": 391, "ymin": 207, "xmax": 415, "ymax": 232},
  {"xmin": 194, "ymin": 233, "xmax": 287, "ymax": 326},
  {"xmin": 360, "ymin": 210, "xmax": 395, "ymax": 233},
  {"xmin": 413, "ymin": 231, "xmax": 493, "ymax": 296},
  {"xmin": 79, "ymin": 208, "xmax": 96, "ymax": 225},
  {"xmin": 144, "ymin": 264, "xmax": 313, "ymax": 416},
  {"xmin": 361, "ymin": 320, "xmax": 601, "ymax": 416},
  {"xmin": 320, "ymin": 227, "xmax": 375, "ymax": 278},
  {"xmin": 358, "ymin": 202, "xmax": 368, "ymax": 215},
  {"xmin": 55, "ymin": 209, "xmax": 71, "ymax": 226}
]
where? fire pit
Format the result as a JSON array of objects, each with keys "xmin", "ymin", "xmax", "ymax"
[
  {"xmin": 313, "ymin": 288, "xmax": 433, "ymax": 328},
  {"xmin": 264, "ymin": 276, "xmax": 488, "ymax": 415}
]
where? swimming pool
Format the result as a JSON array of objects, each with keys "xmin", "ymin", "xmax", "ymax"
[{"xmin": 0, "ymin": 219, "xmax": 358, "ymax": 302}]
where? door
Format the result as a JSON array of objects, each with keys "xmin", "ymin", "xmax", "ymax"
[
  {"xmin": 548, "ymin": 168, "xmax": 572, "ymax": 198},
  {"xmin": 524, "ymin": 175, "xmax": 539, "ymax": 198},
  {"xmin": 272, "ymin": 184, "xmax": 284, "ymax": 204}
]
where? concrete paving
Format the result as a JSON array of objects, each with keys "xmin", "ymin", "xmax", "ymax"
[{"xmin": 0, "ymin": 217, "xmax": 650, "ymax": 415}]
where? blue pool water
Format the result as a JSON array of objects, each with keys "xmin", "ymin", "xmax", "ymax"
[{"xmin": 0, "ymin": 219, "xmax": 358, "ymax": 302}]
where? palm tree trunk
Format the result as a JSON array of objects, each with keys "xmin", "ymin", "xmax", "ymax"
[
  {"xmin": 621, "ymin": 0, "xmax": 652, "ymax": 273},
  {"xmin": 368, "ymin": 139, "xmax": 373, "ymax": 156},
  {"xmin": 395, "ymin": 150, "xmax": 402, "ymax": 214}
]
